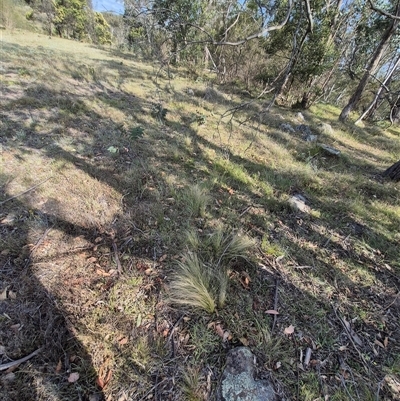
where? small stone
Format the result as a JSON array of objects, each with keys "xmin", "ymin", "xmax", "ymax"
[
  {"xmin": 318, "ymin": 144, "xmax": 340, "ymax": 156},
  {"xmin": 296, "ymin": 112, "xmax": 305, "ymax": 121},
  {"xmin": 305, "ymin": 134, "xmax": 318, "ymax": 142},
  {"xmin": 288, "ymin": 194, "xmax": 310, "ymax": 213},
  {"xmin": 317, "ymin": 122, "xmax": 334, "ymax": 136},
  {"xmin": 296, "ymin": 124, "xmax": 313, "ymax": 137},
  {"xmin": 279, "ymin": 123, "xmax": 295, "ymax": 133},
  {"xmin": 221, "ymin": 347, "xmax": 276, "ymax": 401},
  {"xmin": 186, "ymin": 88, "xmax": 194, "ymax": 96}
]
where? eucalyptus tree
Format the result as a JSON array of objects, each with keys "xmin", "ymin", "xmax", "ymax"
[{"xmin": 339, "ymin": 0, "xmax": 400, "ymax": 121}]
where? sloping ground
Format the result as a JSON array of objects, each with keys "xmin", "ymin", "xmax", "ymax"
[{"xmin": 0, "ymin": 31, "xmax": 399, "ymax": 400}]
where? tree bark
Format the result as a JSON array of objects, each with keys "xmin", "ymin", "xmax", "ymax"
[
  {"xmin": 382, "ymin": 160, "xmax": 400, "ymax": 181},
  {"xmin": 339, "ymin": 1, "xmax": 400, "ymax": 122}
]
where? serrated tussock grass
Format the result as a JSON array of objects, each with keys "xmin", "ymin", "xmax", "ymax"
[
  {"xmin": 207, "ymin": 226, "xmax": 256, "ymax": 264},
  {"xmin": 169, "ymin": 253, "xmax": 218, "ymax": 313},
  {"xmin": 181, "ymin": 184, "xmax": 210, "ymax": 217},
  {"xmin": 169, "ymin": 228, "xmax": 256, "ymax": 312}
]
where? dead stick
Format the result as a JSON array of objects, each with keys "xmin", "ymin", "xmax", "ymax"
[
  {"xmin": 272, "ymin": 279, "xmax": 280, "ymax": 332},
  {"xmin": 333, "ymin": 306, "xmax": 369, "ymax": 374},
  {"xmin": 0, "ymin": 178, "xmax": 51, "ymax": 205},
  {"xmin": 0, "ymin": 347, "xmax": 43, "ymax": 371},
  {"xmin": 112, "ymin": 240, "xmax": 122, "ymax": 274}
]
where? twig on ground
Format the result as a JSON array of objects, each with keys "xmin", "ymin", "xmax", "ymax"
[
  {"xmin": 333, "ymin": 305, "xmax": 370, "ymax": 374},
  {"xmin": 24, "ymin": 226, "xmax": 53, "ymax": 268},
  {"xmin": 167, "ymin": 314, "xmax": 185, "ymax": 358},
  {"xmin": 138, "ymin": 378, "xmax": 167, "ymax": 401},
  {"xmin": 112, "ymin": 240, "xmax": 122, "ymax": 274},
  {"xmin": 272, "ymin": 279, "xmax": 280, "ymax": 332},
  {"xmin": 0, "ymin": 177, "xmax": 52, "ymax": 205},
  {"xmin": 0, "ymin": 347, "xmax": 44, "ymax": 371},
  {"xmin": 239, "ymin": 206, "xmax": 252, "ymax": 217}
]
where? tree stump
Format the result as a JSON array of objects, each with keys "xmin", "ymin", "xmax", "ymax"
[{"xmin": 382, "ymin": 160, "xmax": 400, "ymax": 181}]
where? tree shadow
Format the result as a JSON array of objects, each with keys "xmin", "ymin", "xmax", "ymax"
[{"xmin": 0, "ymin": 189, "xmax": 105, "ymax": 401}]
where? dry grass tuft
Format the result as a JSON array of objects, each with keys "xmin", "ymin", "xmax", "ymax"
[
  {"xmin": 169, "ymin": 253, "xmax": 218, "ymax": 313},
  {"xmin": 181, "ymin": 184, "xmax": 210, "ymax": 217}
]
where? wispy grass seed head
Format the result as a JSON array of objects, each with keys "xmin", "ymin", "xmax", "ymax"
[{"xmin": 169, "ymin": 253, "xmax": 216, "ymax": 313}]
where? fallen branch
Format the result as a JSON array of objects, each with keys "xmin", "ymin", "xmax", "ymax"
[
  {"xmin": 0, "ymin": 177, "xmax": 52, "ymax": 205},
  {"xmin": 112, "ymin": 240, "xmax": 122, "ymax": 275},
  {"xmin": 333, "ymin": 306, "xmax": 370, "ymax": 374},
  {"xmin": 0, "ymin": 347, "xmax": 43, "ymax": 371},
  {"xmin": 272, "ymin": 279, "xmax": 280, "ymax": 332}
]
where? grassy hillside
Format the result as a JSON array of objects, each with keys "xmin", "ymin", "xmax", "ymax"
[{"xmin": 0, "ymin": 31, "xmax": 399, "ymax": 401}]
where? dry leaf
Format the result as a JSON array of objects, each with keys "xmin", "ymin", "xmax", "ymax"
[
  {"xmin": 118, "ymin": 337, "xmax": 128, "ymax": 345},
  {"xmin": 284, "ymin": 325, "xmax": 295, "ymax": 335},
  {"xmin": 304, "ymin": 348, "xmax": 312, "ymax": 366},
  {"xmin": 87, "ymin": 257, "xmax": 97, "ymax": 263},
  {"xmin": 339, "ymin": 345, "xmax": 348, "ymax": 351},
  {"xmin": 95, "ymin": 237, "xmax": 103, "ymax": 243},
  {"xmin": 55, "ymin": 359, "xmax": 62, "ymax": 373},
  {"xmin": 384, "ymin": 337, "xmax": 389, "ymax": 347},
  {"xmin": 0, "ymin": 287, "xmax": 8, "ymax": 300},
  {"xmin": 159, "ymin": 254, "xmax": 167, "ymax": 262},
  {"xmin": 97, "ymin": 359, "xmax": 112, "ymax": 389},
  {"xmin": 223, "ymin": 331, "xmax": 232, "ymax": 342},
  {"xmin": 374, "ymin": 339, "xmax": 385, "ymax": 349},
  {"xmin": 3, "ymin": 372, "xmax": 16, "ymax": 381},
  {"xmin": 215, "ymin": 324, "xmax": 224, "ymax": 338},
  {"xmin": 0, "ymin": 345, "xmax": 6, "ymax": 355},
  {"xmin": 275, "ymin": 361, "xmax": 281, "ymax": 369},
  {"xmin": 8, "ymin": 290, "xmax": 16, "ymax": 300},
  {"xmin": 265, "ymin": 310, "xmax": 279, "ymax": 315},
  {"xmin": 10, "ymin": 324, "xmax": 21, "ymax": 332},
  {"xmin": 239, "ymin": 337, "xmax": 249, "ymax": 346},
  {"xmin": 96, "ymin": 269, "xmax": 111, "ymax": 277},
  {"xmin": 68, "ymin": 372, "xmax": 79, "ymax": 383}
]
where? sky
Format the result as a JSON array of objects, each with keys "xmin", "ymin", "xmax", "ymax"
[{"xmin": 92, "ymin": 0, "xmax": 124, "ymax": 14}]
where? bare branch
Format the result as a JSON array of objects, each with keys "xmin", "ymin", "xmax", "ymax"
[
  {"xmin": 304, "ymin": 0, "xmax": 314, "ymax": 33},
  {"xmin": 212, "ymin": 0, "xmax": 293, "ymax": 46},
  {"xmin": 368, "ymin": 0, "xmax": 400, "ymax": 20}
]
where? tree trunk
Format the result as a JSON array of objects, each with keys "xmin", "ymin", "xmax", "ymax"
[
  {"xmin": 382, "ymin": 160, "xmax": 400, "ymax": 181},
  {"xmin": 339, "ymin": 1, "xmax": 400, "ymax": 122},
  {"xmin": 355, "ymin": 53, "xmax": 400, "ymax": 124}
]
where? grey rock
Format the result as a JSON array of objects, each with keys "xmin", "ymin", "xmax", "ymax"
[
  {"xmin": 317, "ymin": 122, "xmax": 334, "ymax": 136},
  {"xmin": 221, "ymin": 347, "xmax": 276, "ymax": 401},
  {"xmin": 186, "ymin": 88, "xmax": 194, "ymax": 96},
  {"xmin": 295, "ymin": 124, "xmax": 313, "ymax": 137},
  {"xmin": 279, "ymin": 123, "xmax": 295, "ymax": 133},
  {"xmin": 288, "ymin": 194, "xmax": 310, "ymax": 213},
  {"xmin": 318, "ymin": 143, "xmax": 340, "ymax": 156},
  {"xmin": 305, "ymin": 134, "xmax": 318, "ymax": 142}
]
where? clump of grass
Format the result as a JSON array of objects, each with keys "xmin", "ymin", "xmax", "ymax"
[
  {"xmin": 169, "ymin": 228, "xmax": 255, "ymax": 312},
  {"xmin": 169, "ymin": 253, "xmax": 217, "ymax": 313},
  {"xmin": 207, "ymin": 226, "xmax": 256, "ymax": 264},
  {"xmin": 182, "ymin": 184, "xmax": 210, "ymax": 217},
  {"xmin": 185, "ymin": 227, "xmax": 201, "ymax": 251},
  {"xmin": 180, "ymin": 367, "xmax": 203, "ymax": 401}
]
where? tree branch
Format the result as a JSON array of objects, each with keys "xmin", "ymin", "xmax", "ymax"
[
  {"xmin": 212, "ymin": 0, "xmax": 293, "ymax": 46},
  {"xmin": 304, "ymin": 0, "xmax": 314, "ymax": 33},
  {"xmin": 368, "ymin": 0, "xmax": 400, "ymax": 20}
]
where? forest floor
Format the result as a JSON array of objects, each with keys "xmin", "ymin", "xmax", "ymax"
[{"xmin": 0, "ymin": 30, "xmax": 399, "ymax": 401}]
